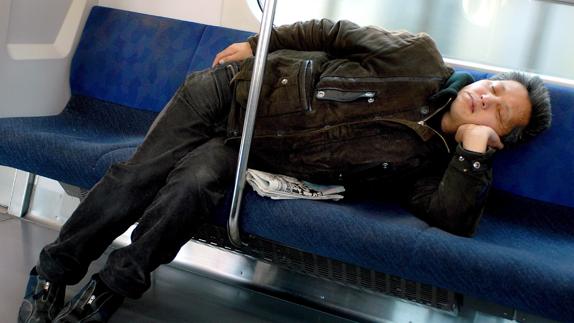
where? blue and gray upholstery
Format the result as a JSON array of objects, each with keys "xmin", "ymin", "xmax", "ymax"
[
  {"xmin": 0, "ymin": 6, "xmax": 253, "ymax": 188},
  {"xmin": 0, "ymin": 6, "xmax": 572, "ymax": 321}
]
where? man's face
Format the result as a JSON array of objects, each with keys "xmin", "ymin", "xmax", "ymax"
[{"xmin": 442, "ymin": 80, "xmax": 532, "ymax": 136}]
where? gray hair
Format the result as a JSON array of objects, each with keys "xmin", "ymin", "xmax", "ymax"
[{"xmin": 489, "ymin": 71, "xmax": 552, "ymax": 146}]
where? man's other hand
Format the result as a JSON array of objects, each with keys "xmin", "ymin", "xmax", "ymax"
[
  {"xmin": 455, "ymin": 124, "xmax": 503, "ymax": 153},
  {"xmin": 212, "ymin": 42, "xmax": 253, "ymax": 67}
]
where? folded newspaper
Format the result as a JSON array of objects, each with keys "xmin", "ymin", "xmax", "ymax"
[{"xmin": 246, "ymin": 169, "xmax": 345, "ymax": 201}]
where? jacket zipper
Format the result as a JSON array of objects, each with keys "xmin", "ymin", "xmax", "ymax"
[
  {"xmin": 418, "ymin": 97, "xmax": 452, "ymax": 125},
  {"xmin": 226, "ymin": 63, "xmax": 239, "ymax": 83},
  {"xmin": 299, "ymin": 60, "xmax": 313, "ymax": 112},
  {"xmin": 417, "ymin": 97, "xmax": 453, "ymax": 154}
]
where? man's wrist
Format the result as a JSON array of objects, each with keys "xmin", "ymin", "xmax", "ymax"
[
  {"xmin": 462, "ymin": 138, "xmax": 488, "ymax": 153},
  {"xmin": 461, "ymin": 129, "xmax": 489, "ymax": 153}
]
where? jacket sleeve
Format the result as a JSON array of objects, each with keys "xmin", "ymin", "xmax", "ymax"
[
  {"xmin": 247, "ymin": 19, "xmax": 423, "ymax": 58},
  {"xmin": 406, "ymin": 145, "xmax": 495, "ymax": 237}
]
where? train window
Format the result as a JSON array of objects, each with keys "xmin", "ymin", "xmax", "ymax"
[{"xmin": 251, "ymin": 0, "xmax": 574, "ymax": 81}]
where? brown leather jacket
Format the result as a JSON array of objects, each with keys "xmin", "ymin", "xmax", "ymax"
[{"xmin": 227, "ymin": 19, "xmax": 494, "ymax": 237}]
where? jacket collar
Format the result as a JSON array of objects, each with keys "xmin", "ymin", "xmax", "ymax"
[{"xmin": 402, "ymin": 72, "xmax": 475, "ymax": 152}]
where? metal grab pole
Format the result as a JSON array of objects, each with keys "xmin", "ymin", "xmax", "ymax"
[{"xmin": 228, "ymin": 0, "xmax": 277, "ymax": 247}]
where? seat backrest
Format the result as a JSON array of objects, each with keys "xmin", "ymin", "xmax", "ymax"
[
  {"xmin": 70, "ymin": 6, "xmax": 253, "ymax": 112},
  {"xmin": 459, "ymin": 69, "xmax": 574, "ymax": 209}
]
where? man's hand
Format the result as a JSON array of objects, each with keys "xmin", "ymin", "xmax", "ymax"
[
  {"xmin": 455, "ymin": 124, "xmax": 503, "ymax": 153},
  {"xmin": 212, "ymin": 42, "xmax": 253, "ymax": 67}
]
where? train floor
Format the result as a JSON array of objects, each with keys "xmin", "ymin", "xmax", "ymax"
[
  {"xmin": 0, "ymin": 212, "xmax": 559, "ymax": 323},
  {"xmin": 0, "ymin": 212, "xmax": 353, "ymax": 323}
]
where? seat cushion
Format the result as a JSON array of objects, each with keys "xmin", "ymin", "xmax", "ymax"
[
  {"xmin": 0, "ymin": 96, "xmax": 157, "ymax": 188},
  {"xmin": 216, "ymin": 188, "xmax": 429, "ymax": 275},
  {"xmin": 214, "ymin": 189, "xmax": 574, "ymax": 321},
  {"xmin": 410, "ymin": 191, "xmax": 574, "ymax": 321}
]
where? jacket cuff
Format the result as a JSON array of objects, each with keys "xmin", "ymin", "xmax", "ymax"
[
  {"xmin": 451, "ymin": 144, "xmax": 495, "ymax": 174},
  {"xmin": 247, "ymin": 35, "xmax": 259, "ymax": 54}
]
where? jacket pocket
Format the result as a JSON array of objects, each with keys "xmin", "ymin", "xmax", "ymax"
[
  {"xmin": 235, "ymin": 52, "xmax": 313, "ymax": 117},
  {"xmin": 315, "ymin": 89, "xmax": 377, "ymax": 103},
  {"xmin": 299, "ymin": 59, "xmax": 313, "ymax": 112}
]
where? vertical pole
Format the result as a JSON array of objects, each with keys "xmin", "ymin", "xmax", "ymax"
[
  {"xmin": 228, "ymin": 0, "xmax": 278, "ymax": 247},
  {"xmin": 20, "ymin": 173, "xmax": 36, "ymax": 217}
]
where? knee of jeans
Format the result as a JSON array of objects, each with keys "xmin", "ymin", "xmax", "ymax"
[
  {"xmin": 186, "ymin": 163, "xmax": 226, "ymax": 195},
  {"xmin": 103, "ymin": 164, "xmax": 133, "ymax": 184},
  {"xmin": 106, "ymin": 162, "xmax": 159, "ymax": 186},
  {"xmin": 181, "ymin": 162, "xmax": 231, "ymax": 210}
]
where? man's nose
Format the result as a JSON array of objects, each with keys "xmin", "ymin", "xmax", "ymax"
[{"xmin": 479, "ymin": 94, "xmax": 498, "ymax": 109}]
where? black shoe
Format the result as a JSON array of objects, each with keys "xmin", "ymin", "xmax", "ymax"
[
  {"xmin": 53, "ymin": 274, "xmax": 124, "ymax": 323},
  {"xmin": 18, "ymin": 267, "xmax": 66, "ymax": 323}
]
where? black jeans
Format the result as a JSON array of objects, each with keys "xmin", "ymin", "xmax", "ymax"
[{"xmin": 36, "ymin": 63, "xmax": 239, "ymax": 298}]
